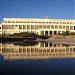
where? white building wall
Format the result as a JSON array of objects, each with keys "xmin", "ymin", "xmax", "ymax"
[{"xmin": 0, "ymin": 18, "xmax": 75, "ymax": 36}]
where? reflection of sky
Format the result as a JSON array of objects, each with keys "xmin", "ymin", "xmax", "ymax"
[
  {"xmin": 0, "ymin": 58, "xmax": 75, "ymax": 75},
  {"xmin": 0, "ymin": 0, "xmax": 74, "ymax": 22}
]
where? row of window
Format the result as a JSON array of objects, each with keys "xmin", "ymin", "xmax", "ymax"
[
  {"xmin": 2, "ymin": 25, "xmax": 74, "ymax": 30},
  {"xmin": 4, "ymin": 21, "xmax": 75, "ymax": 24},
  {"xmin": 2, "ymin": 47, "xmax": 74, "ymax": 53}
]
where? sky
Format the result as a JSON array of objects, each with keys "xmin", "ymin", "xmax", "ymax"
[{"xmin": 0, "ymin": 0, "xmax": 74, "ymax": 22}]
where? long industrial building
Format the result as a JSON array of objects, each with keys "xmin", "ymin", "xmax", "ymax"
[{"xmin": 0, "ymin": 17, "xmax": 75, "ymax": 36}]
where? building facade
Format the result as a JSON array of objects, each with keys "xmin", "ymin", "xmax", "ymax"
[{"xmin": 0, "ymin": 18, "xmax": 75, "ymax": 36}]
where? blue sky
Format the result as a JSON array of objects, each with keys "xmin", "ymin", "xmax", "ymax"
[{"xmin": 0, "ymin": 0, "xmax": 74, "ymax": 22}]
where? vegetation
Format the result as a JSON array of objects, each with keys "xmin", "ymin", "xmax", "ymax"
[
  {"xmin": 58, "ymin": 31, "xmax": 69, "ymax": 36},
  {"xmin": 9, "ymin": 32, "xmax": 39, "ymax": 37}
]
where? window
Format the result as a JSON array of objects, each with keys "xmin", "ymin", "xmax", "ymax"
[
  {"xmin": 66, "ymin": 26, "xmax": 69, "ymax": 30},
  {"xmin": 11, "ymin": 25, "xmax": 14, "ymax": 29},
  {"xmin": 70, "ymin": 26, "xmax": 73, "ymax": 30},
  {"xmin": 20, "ymin": 21, "xmax": 22, "ymax": 23},
  {"xmin": 39, "ymin": 25, "xmax": 42, "ymax": 28},
  {"xmin": 31, "ymin": 25, "xmax": 34, "ymax": 29},
  {"xmin": 42, "ymin": 22, "xmax": 45, "ymax": 23},
  {"xmin": 43, "ymin": 25, "xmax": 46, "ymax": 29},
  {"xmin": 63, "ymin": 22, "xmax": 66, "ymax": 24},
  {"xmin": 35, "ymin": 22, "xmax": 37, "ymax": 23},
  {"xmin": 27, "ymin": 25, "xmax": 30, "ymax": 29},
  {"xmin": 38, "ymin": 22, "xmax": 41, "ymax": 23},
  {"xmin": 19, "ymin": 25, "xmax": 22, "ymax": 29},
  {"xmin": 55, "ymin": 25, "xmax": 58, "ymax": 29},
  {"xmin": 4, "ymin": 21, "xmax": 7, "ymax": 23},
  {"xmin": 27, "ymin": 21, "xmax": 30, "ymax": 23},
  {"xmin": 2, "ymin": 25, "xmax": 6, "ymax": 29},
  {"xmin": 31, "ymin": 22, "xmax": 34, "ymax": 23},
  {"xmin": 12, "ymin": 21, "xmax": 15, "ymax": 23},
  {"xmin": 6, "ymin": 25, "xmax": 10, "ymax": 29},
  {"xmin": 16, "ymin": 21, "xmax": 19, "ymax": 23},
  {"xmin": 53, "ymin": 22, "xmax": 56, "ymax": 24},
  {"xmin": 51, "ymin": 25, "xmax": 54, "ymax": 29},
  {"xmin": 70, "ymin": 22, "xmax": 72, "ymax": 24},
  {"xmin": 35, "ymin": 25, "xmax": 39, "ymax": 29},
  {"xmin": 23, "ymin": 21, "xmax": 26, "ymax": 23},
  {"xmin": 67, "ymin": 22, "xmax": 69, "ymax": 24},
  {"xmin": 46, "ymin": 22, "xmax": 48, "ymax": 23},
  {"xmin": 63, "ymin": 26, "xmax": 65, "ymax": 29},
  {"xmin": 47, "ymin": 25, "xmax": 50, "ymax": 29},
  {"xmin": 8, "ymin": 21, "xmax": 11, "ymax": 23},
  {"xmin": 23, "ymin": 25, "xmax": 26, "ymax": 29},
  {"xmin": 59, "ymin": 26, "xmax": 62, "ymax": 29},
  {"xmin": 49, "ymin": 22, "xmax": 52, "ymax": 24},
  {"xmin": 60, "ymin": 22, "xmax": 62, "ymax": 24},
  {"xmin": 15, "ymin": 25, "xmax": 18, "ymax": 27}
]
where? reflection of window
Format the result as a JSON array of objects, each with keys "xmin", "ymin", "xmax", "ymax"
[
  {"xmin": 51, "ymin": 49, "xmax": 54, "ymax": 52},
  {"xmin": 55, "ymin": 49, "xmax": 58, "ymax": 52},
  {"xmin": 47, "ymin": 49, "xmax": 50, "ymax": 52},
  {"xmin": 31, "ymin": 48, "xmax": 34, "ymax": 52},
  {"xmin": 43, "ymin": 49, "xmax": 46, "ymax": 52},
  {"xmin": 45, "ymin": 42, "xmax": 48, "ymax": 47},
  {"xmin": 39, "ymin": 49, "xmax": 42, "ymax": 53},
  {"xmin": 19, "ymin": 48, "xmax": 22, "ymax": 53},
  {"xmin": 35, "ymin": 48, "xmax": 38, "ymax": 52},
  {"xmin": 40, "ymin": 42, "xmax": 44, "ymax": 47},
  {"xmin": 27, "ymin": 48, "xmax": 30, "ymax": 52},
  {"xmin": 23, "ymin": 48, "xmax": 26, "ymax": 52}
]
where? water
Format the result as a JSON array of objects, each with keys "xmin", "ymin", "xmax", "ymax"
[{"xmin": 0, "ymin": 41, "xmax": 75, "ymax": 75}]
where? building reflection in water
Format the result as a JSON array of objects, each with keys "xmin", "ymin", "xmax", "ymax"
[{"xmin": 0, "ymin": 42, "xmax": 75, "ymax": 60}]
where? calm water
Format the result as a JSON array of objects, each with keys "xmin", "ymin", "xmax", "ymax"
[{"xmin": 0, "ymin": 41, "xmax": 75, "ymax": 75}]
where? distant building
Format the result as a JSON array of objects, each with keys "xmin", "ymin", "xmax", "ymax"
[{"xmin": 0, "ymin": 17, "xmax": 75, "ymax": 36}]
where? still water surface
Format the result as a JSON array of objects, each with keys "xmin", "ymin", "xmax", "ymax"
[{"xmin": 0, "ymin": 42, "xmax": 75, "ymax": 75}]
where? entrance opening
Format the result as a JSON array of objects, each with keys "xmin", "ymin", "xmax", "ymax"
[
  {"xmin": 74, "ymin": 26, "xmax": 75, "ymax": 30},
  {"xmin": 49, "ymin": 31, "xmax": 52, "ymax": 35},
  {"xmin": 45, "ymin": 31, "xmax": 48, "ymax": 36},
  {"xmin": 54, "ymin": 31, "xmax": 57, "ymax": 35}
]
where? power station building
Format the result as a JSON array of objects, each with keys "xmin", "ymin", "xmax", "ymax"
[{"xmin": 0, "ymin": 17, "xmax": 75, "ymax": 36}]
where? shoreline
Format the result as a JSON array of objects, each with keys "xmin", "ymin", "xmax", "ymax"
[
  {"xmin": 0, "ymin": 36, "xmax": 75, "ymax": 44},
  {"xmin": 36, "ymin": 37, "xmax": 75, "ymax": 44}
]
